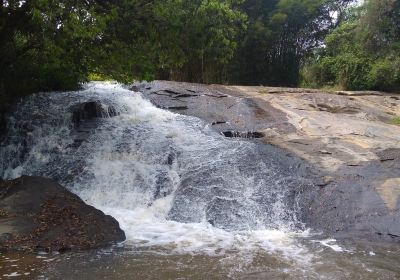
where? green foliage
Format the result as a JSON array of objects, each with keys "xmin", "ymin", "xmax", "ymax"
[
  {"xmin": 392, "ymin": 117, "xmax": 400, "ymax": 126},
  {"xmin": 367, "ymin": 56, "xmax": 400, "ymax": 91},
  {"xmin": 151, "ymin": 0, "xmax": 247, "ymax": 83},
  {"xmin": 0, "ymin": 1, "xmax": 112, "ymax": 133},
  {"xmin": 300, "ymin": 57, "xmax": 326, "ymax": 88},
  {"xmin": 229, "ymin": 0, "xmax": 333, "ymax": 86},
  {"xmin": 0, "ymin": 0, "xmax": 111, "ymax": 108},
  {"xmin": 302, "ymin": 0, "xmax": 400, "ymax": 91},
  {"xmin": 0, "ymin": 0, "xmax": 245, "ymax": 103},
  {"xmin": 90, "ymin": 0, "xmax": 160, "ymax": 83},
  {"xmin": 0, "ymin": 0, "xmax": 351, "ymax": 101},
  {"xmin": 1, "ymin": 0, "xmax": 376, "ymax": 126},
  {"xmin": 88, "ymin": 73, "xmax": 111, "ymax": 82}
]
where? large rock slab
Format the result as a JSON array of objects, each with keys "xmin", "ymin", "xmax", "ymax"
[
  {"xmin": 132, "ymin": 81, "xmax": 293, "ymax": 136},
  {"xmin": 132, "ymin": 80, "xmax": 400, "ymax": 243},
  {"xmin": 0, "ymin": 176, "xmax": 125, "ymax": 252}
]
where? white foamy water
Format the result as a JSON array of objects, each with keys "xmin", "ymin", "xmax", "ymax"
[
  {"xmin": 0, "ymin": 82, "xmax": 327, "ymax": 264},
  {"xmin": 5, "ymin": 83, "xmax": 400, "ymax": 280}
]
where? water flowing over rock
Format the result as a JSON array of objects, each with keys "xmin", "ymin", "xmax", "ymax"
[
  {"xmin": 72, "ymin": 101, "xmax": 119, "ymax": 127},
  {"xmin": 0, "ymin": 82, "xmax": 310, "ymax": 251},
  {"xmin": 2, "ymin": 82, "xmax": 400, "ymax": 279},
  {"xmin": 134, "ymin": 80, "xmax": 400, "ymax": 243}
]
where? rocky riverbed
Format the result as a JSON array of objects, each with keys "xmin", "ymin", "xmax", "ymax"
[{"xmin": 134, "ymin": 80, "xmax": 400, "ymax": 243}]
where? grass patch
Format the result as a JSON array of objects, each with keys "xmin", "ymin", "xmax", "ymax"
[
  {"xmin": 392, "ymin": 117, "xmax": 400, "ymax": 125},
  {"xmin": 88, "ymin": 73, "xmax": 110, "ymax": 81}
]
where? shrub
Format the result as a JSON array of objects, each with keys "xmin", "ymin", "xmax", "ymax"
[
  {"xmin": 367, "ymin": 57, "xmax": 400, "ymax": 91},
  {"xmin": 392, "ymin": 117, "xmax": 400, "ymax": 125}
]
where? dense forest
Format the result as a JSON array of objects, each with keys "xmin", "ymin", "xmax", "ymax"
[
  {"xmin": 302, "ymin": 0, "xmax": 400, "ymax": 91},
  {"xmin": 1, "ymin": 0, "xmax": 399, "ymax": 130}
]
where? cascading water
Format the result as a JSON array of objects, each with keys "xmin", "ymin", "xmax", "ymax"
[
  {"xmin": 0, "ymin": 82, "xmax": 311, "ymax": 254},
  {"xmin": 3, "ymin": 82, "xmax": 400, "ymax": 279}
]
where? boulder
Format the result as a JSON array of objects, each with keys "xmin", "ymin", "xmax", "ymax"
[
  {"xmin": 0, "ymin": 176, "xmax": 125, "ymax": 252},
  {"xmin": 72, "ymin": 101, "xmax": 118, "ymax": 126}
]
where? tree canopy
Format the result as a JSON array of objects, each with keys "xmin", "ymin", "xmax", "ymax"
[
  {"xmin": 301, "ymin": 0, "xmax": 400, "ymax": 91},
  {"xmin": 1, "ymin": 0, "xmax": 397, "ymax": 128}
]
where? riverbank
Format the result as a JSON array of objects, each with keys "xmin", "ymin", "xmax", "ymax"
[{"xmin": 134, "ymin": 80, "xmax": 400, "ymax": 243}]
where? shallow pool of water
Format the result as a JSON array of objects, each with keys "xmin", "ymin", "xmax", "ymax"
[{"xmin": 2, "ymin": 238, "xmax": 400, "ymax": 280}]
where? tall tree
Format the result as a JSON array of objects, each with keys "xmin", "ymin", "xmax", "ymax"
[
  {"xmin": 228, "ymin": 0, "xmax": 334, "ymax": 86},
  {"xmin": 153, "ymin": 0, "xmax": 246, "ymax": 83},
  {"xmin": 0, "ymin": 0, "xmax": 112, "ymax": 95},
  {"xmin": 302, "ymin": 0, "xmax": 400, "ymax": 91}
]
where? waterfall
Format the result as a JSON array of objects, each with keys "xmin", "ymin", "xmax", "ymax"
[{"xmin": 0, "ymin": 82, "xmax": 311, "ymax": 256}]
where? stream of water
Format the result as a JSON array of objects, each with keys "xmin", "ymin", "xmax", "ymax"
[{"xmin": 1, "ymin": 82, "xmax": 399, "ymax": 279}]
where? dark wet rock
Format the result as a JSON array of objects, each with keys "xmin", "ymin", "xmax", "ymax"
[
  {"xmin": 132, "ymin": 81, "xmax": 400, "ymax": 243},
  {"xmin": 315, "ymin": 176, "xmax": 334, "ymax": 187},
  {"xmin": 204, "ymin": 93, "xmax": 228, "ymax": 98},
  {"xmin": 377, "ymin": 148, "xmax": 400, "ymax": 163},
  {"xmin": 299, "ymin": 163, "xmax": 400, "ymax": 243},
  {"xmin": 319, "ymin": 150, "xmax": 333, "ymax": 155},
  {"xmin": 167, "ymin": 106, "xmax": 188, "ymax": 111},
  {"xmin": 0, "ymin": 115, "xmax": 6, "ymax": 139},
  {"xmin": 212, "ymin": 121, "xmax": 227, "ymax": 125},
  {"xmin": 130, "ymin": 85, "xmax": 141, "ymax": 92},
  {"xmin": 133, "ymin": 80, "xmax": 292, "ymax": 137},
  {"xmin": 206, "ymin": 197, "xmax": 258, "ymax": 230},
  {"xmin": 166, "ymin": 152, "xmax": 177, "ymax": 165},
  {"xmin": 175, "ymin": 93, "xmax": 198, "ymax": 98},
  {"xmin": 166, "ymin": 144, "xmax": 307, "ymax": 231},
  {"xmin": 347, "ymin": 161, "xmax": 360, "ymax": 166},
  {"xmin": 72, "ymin": 101, "xmax": 118, "ymax": 126},
  {"xmin": 0, "ymin": 176, "xmax": 125, "ymax": 252},
  {"xmin": 153, "ymin": 172, "xmax": 173, "ymax": 200},
  {"xmin": 152, "ymin": 89, "xmax": 199, "ymax": 98},
  {"xmin": 222, "ymin": 131, "xmax": 265, "ymax": 139},
  {"xmin": 0, "ymin": 233, "xmax": 13, "ymax": 242},
  {"xmin": 130, "ymin": 82, "xmax": 149, "ymax": 92},
  {"xmin": 69, "ymin": 101, "xmax": 119, "ymax": 149},
  {"xmin": 164, "ymin": 89, "xmax": 180, "ymax": 95},
  {"xmin": 167, "ymin": 186, "xmax": 211, "ymax": 224}
]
